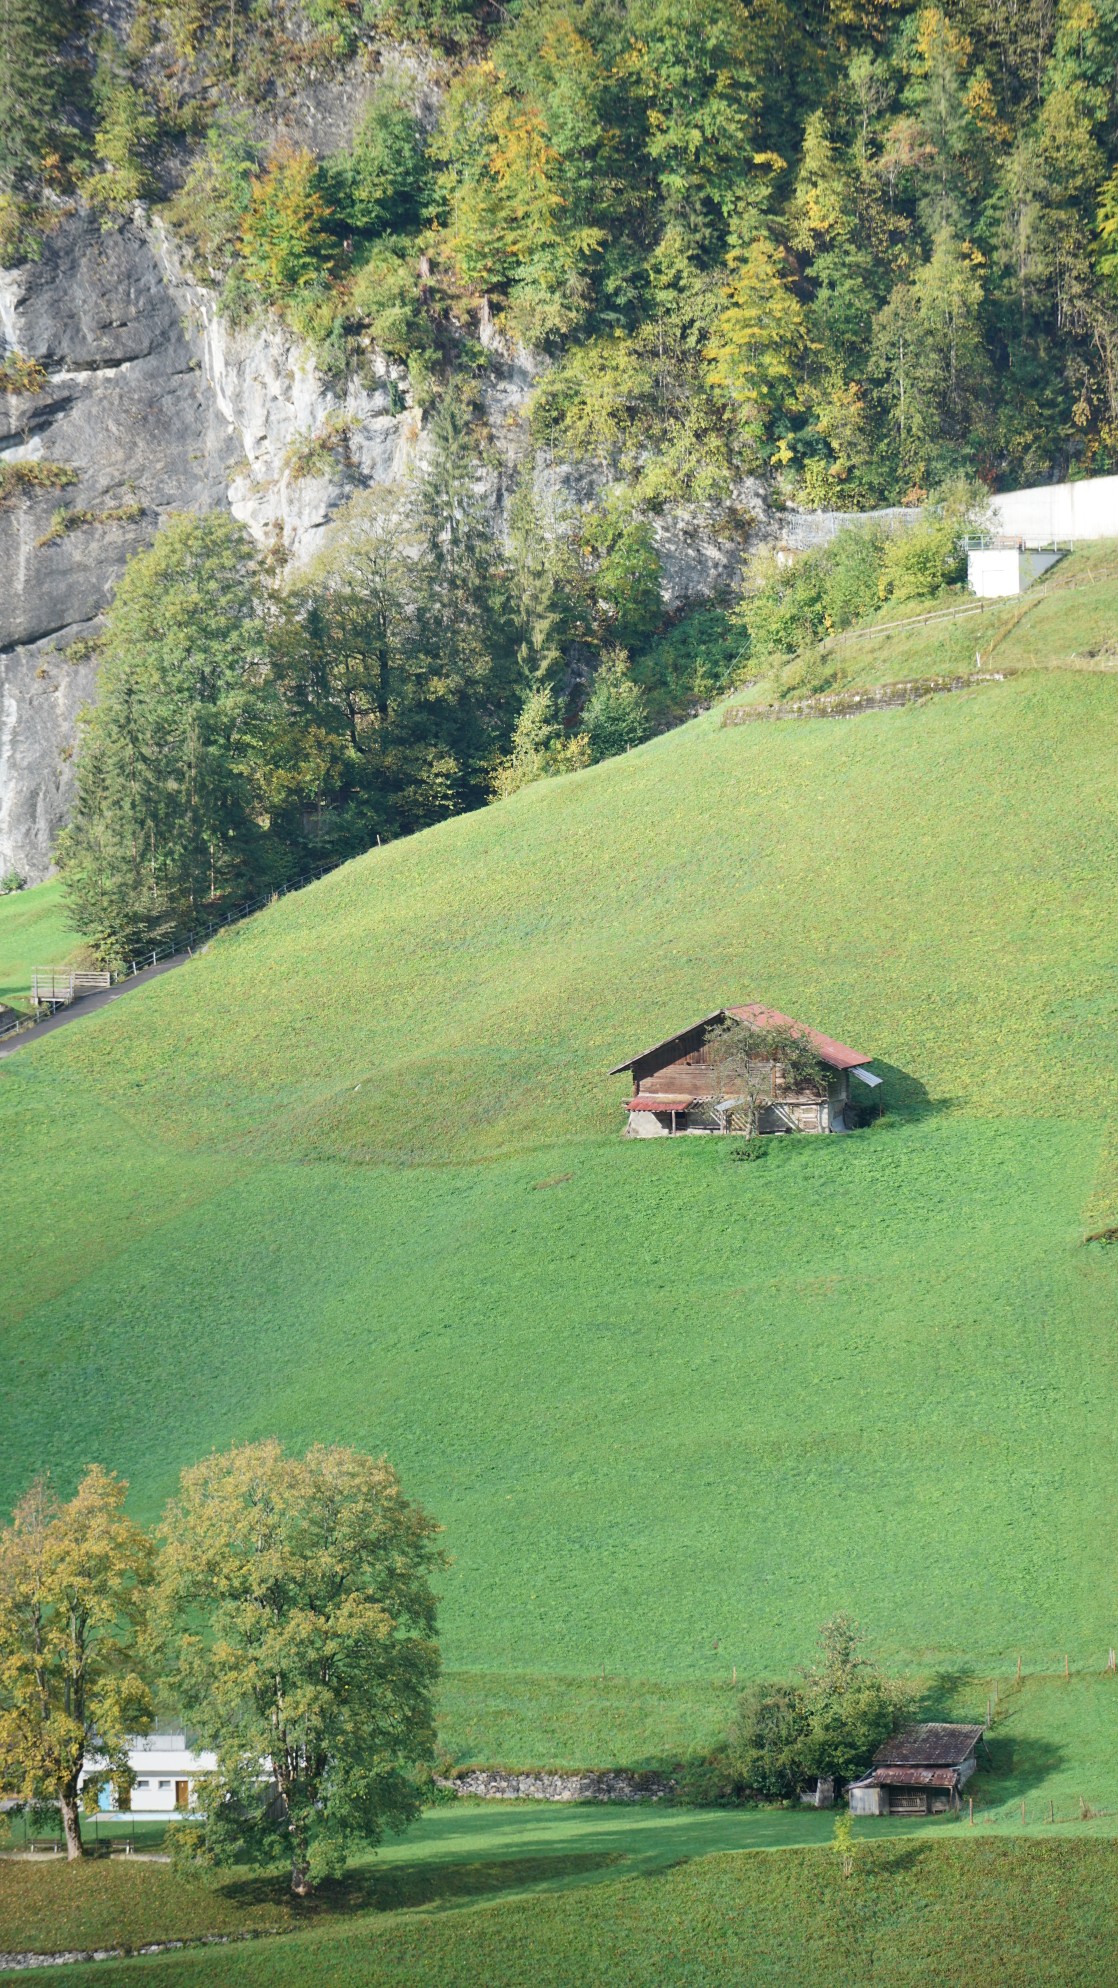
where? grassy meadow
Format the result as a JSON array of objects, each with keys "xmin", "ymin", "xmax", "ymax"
[
  {"xmin": 2, "ymin": 599, "xmax": 1118, "ymax": 1915},
  {"xmin": 8, "ymin": 1835, "xmax": 1118, "ymax": 1986},
  {"xmin": 0, "ymin": 877, "xmax": 80, "ymax": 1010}
]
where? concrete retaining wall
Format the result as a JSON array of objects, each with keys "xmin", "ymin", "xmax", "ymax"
[{"xmin": 992, "ymin": 474, "xmax": 1118, "ymax": 544}]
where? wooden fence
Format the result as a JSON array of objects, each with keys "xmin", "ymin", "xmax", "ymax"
[{"xmin": 30, "ymin": 969, "xmax": 111, "ymax": 1008}]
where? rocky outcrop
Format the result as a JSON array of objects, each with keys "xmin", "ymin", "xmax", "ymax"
[
  {"xmin": 0, "ymin": 204, "xmax": 787, "ymax": 885},
  {"xmin": 0, "ymin": 211, "xmax": 239, "ymax": 883},
  {"xmin": 148, "ymin": 219, "xmax": 425, "ymax": 569},
  {"xmin": 2, "ymin": 211, "xmax": 433, "ymax": 881}
]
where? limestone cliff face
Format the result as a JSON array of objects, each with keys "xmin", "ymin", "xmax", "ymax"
[
  {"xmin": 0, "ymin": 207, "xmax": 753, "ymax": 885},
  {"xmin": 0, "ymin": 209, "xmax": 423, "ymax": 883},
  {"xmin": 0, "ymin": 212, "xmax": 237, "ymax": 883}
]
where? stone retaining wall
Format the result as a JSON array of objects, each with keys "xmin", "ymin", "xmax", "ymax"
[
  {"xmin": 437, "ymin": 1769, "xmax": 674, "ymax": 1803},
  {"xmin": 722, "ymin": 672, "xmax": 1008, "ymax": 725}
]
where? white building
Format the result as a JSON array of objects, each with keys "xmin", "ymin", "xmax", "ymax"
[
  {"xmin": 967, "ymin": 541, "xmax": 1062, "ymax": 597},
  {"xmin": 79, "ymin": 1735, "xmax": 217, "ymax": 1819}
]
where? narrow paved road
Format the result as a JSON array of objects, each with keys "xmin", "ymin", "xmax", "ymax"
[{"xmin": 0, "ymin": 951, "xmax": 191, "ymax": 1059}]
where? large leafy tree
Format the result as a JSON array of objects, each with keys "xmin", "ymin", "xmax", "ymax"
[
  {"xmin": 58, "ymin": 512, "xmax": 277, "ymax": 962},
  {"xmin": 266, "ymin": 490, "xmax": 461, "ymax": 845},
  {"xmin": 0, "ymin": 1470, "xmax": 153, "ymax": 1860},
  {"xmin": 870, "ymin": 228, "xmax": 990, "ymax": 489},
  {"xmin": 154, "ymin": 1441, "xmax": 443, "ymax": 1898},
  {"xmin": 706, "ymin": 231, "xmax": 807, "ymax": 445},
  {"xmin": 711, "ymin": 1615, "xmax": 905, "ymax": 1799},
  {"xmin": 239, "ymin": 149, "xmax": 337, "ymax": 301},
  {"xmin": 433, "ymin": 9, "xmax": 612, "ymax": 344},
  {"xmin": 623, "ymin": 0, "xmax": 761, "ymax": 246}
]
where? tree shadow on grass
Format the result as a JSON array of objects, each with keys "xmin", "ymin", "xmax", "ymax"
[
  {"xmin": 971, "ymin": 1732, "xmax": 1066, "ymax": 1805},
  {"xmin": 216, "ymin": 1849, "xmax": 625, "ymax": 1921},
  {"xmin": 861, "ymin": 1062, "xmax": 958, "ymax": 1121},
  {"xmin": 910, "ymin": 1671, "xmax": 1066, "ymax": 1805}
]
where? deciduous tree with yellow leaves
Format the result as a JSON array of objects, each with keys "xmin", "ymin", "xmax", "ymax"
[
  {"xmin": 0, "ymin": 1469, "xmax": 153, "ymax": 1859},
  {"xmin": 153, "ymin": 1440, "xmax": 443, "ymax": 1898}
]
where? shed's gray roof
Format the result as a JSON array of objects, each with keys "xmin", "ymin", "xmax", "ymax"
[{"xmin": 873, "ymin": 1723, "xmax": 984, "ymax": 1768}]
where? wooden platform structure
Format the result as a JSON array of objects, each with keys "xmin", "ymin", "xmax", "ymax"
[{"xmin": 31, "ymin": 968, "xmax": 111, "ymax": 1011}]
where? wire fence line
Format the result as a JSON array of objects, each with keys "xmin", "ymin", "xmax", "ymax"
[
  {"xmin": 111, "ymin": 853, "xmax": 349, "ymax": 987},
  {"xmin": 820, "ymin": 564, "xmax": 1108, "ymax": 654}
]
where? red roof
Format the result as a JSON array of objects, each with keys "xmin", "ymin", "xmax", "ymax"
[
  {"xmin": 626, "ymin": 1096, "xmax": 695, "ymax": 1112},
  {"xmin": 723, "ymin": 1004, "xmax": 868, "ymax": 1071},
  {"xmin": 610, "ymin": 1004, "xmax": 869, "ymax": 1075}
]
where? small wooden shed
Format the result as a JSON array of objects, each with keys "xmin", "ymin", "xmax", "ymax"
[
  {"xmin": 847, "ymin": 1724, "xmax": 985, "ymax": 1816},
  {"xmin": 609, "ymin": 1002, "xmax": 881, "ymax": 1137}
]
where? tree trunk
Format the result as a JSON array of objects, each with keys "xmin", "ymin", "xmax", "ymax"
[
  {"xmin": 59, "ymin": 1784, "xmax": 83, "ymax": 1860},
  {"xmin": 289, "ymin": 1813, "xmax": 313, "ymax": 1897}
]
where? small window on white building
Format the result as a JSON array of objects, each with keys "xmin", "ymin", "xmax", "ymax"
[
  {"xmin": 158, "ymin": 1779, "xmax": 172, "ymax": 1789},
  {"xmin": 135, "ymin": 1780, "xmax": 150, "ymax": 1790}
]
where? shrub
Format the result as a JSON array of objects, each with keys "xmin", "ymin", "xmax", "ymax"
[
  {"xmin": 83, "ymin": 39, "xmax": 158, "ymax": 213},
  {"xmin": 633, "ymin": 606, "xmax": 745, "ymax": 722},
  {"xmin": 579, "ymin": 496, "xmax": 663, "ymax": 653},
  {"xmin": 582, "ymin": 648, "xmax": 649, "ymax": 762},
  {"xmin": 238, "ymin": 149, "xmax": 337, "ymax": 303},
  {"xmin": 322, "ymin": 87, "xmax": 428, "ymax": 241},
  {"xmin": 879, "ymin": 514, "xmax": 966, "ymax": 603},
  {"xmin": 491, "ymin": 685, "xmax": 591, "ymax": 798},
  {"xmin": 737, "ymin": 526, "xmax": 886, "ymax": 665},
  {"xmin": 685, "ymin": 1615, "xmax": 907, "ymax": 1803},
  {"xmin": 283, "ymin": 413, "xmax": 356, "ymax": 480},
  {"xmin": 167, "ymin": 112, "xmax": 260, "ymax": 275},
  {"xmin": 0, "ymin": 460, "xmax": 78, "ymax": 506},
  {"xmin": 0, "ymin": 352, "xmax": 48, "ymax": 394}
]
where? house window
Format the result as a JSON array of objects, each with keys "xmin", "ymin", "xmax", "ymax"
[
  {"xmin": 135, "ymin": 1780, "xmax": 150, "ymax": 1790},
  {"xmin": 158, "ymin": 1779, "xmax": 172, "ymax": 1789}
]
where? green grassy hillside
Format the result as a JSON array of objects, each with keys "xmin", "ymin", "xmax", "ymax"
[
  {"xmin": 14, "ymin": 1836, "xmax": 1118, "ymax": 1988},
  {"xmin": 2, "ymin": 656, "xmax": 1118, "ymax": 1743}
]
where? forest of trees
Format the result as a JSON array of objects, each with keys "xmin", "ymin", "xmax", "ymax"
[
  {"xmin": 6, "ymin": 0, "xmax": 1118, "ymax": 502},
  {"xmin": 57, "ymin": 394, "xmax": 674, "ymax": 959},
  {"xmin": 4, "ymin": 0, "xmax": 1110, "ymax": 948}
]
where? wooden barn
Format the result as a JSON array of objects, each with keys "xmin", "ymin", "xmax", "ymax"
[
  {"xmin": 609, "ymin": 1002, "xmax": 881, "ymax": 1137},
  {"xmin": 847, "ymin": 1724, "xmax": 985, "ymax": 1816}
]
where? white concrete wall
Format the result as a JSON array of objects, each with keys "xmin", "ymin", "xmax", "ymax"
[{"xmin": 991, "ymin": 474, "xmax": 1118, "ymax": 544}]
